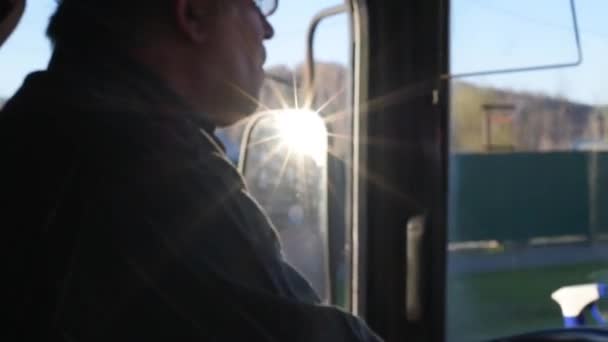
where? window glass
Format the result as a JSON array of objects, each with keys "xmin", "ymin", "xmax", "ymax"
[{"xmin": 448, "ymin": 1, "xmax": 608, "ymax": 340}]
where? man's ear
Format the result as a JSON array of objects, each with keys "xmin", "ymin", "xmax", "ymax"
[{"xmin": 174, "ymin": 0, "xmax": 212, "ymax": 43}]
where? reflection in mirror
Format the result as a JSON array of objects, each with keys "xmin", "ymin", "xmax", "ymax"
[{"xmin": 242, "ymin": 110, "xmax": 330, "ymax": 302}]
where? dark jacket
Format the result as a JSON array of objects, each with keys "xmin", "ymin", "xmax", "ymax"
[{"xmin": 1, "ymin": 50, "xmax": 382, "ymax": 341}]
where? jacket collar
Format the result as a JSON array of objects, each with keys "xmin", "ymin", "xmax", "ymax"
[{"xmin": 46, "ymin": 46, "xmax": 216, "ymax": 134}]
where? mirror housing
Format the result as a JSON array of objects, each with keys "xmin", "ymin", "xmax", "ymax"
[{"xmin": 238, "ymin": 110, "xmax": 331, "ymax": 302}]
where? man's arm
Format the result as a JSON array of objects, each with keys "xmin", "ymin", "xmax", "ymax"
[{"xmin": 56, "ymin": 124, "xmax": 382, "ymax": 341}]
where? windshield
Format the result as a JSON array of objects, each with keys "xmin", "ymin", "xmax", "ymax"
[{"xmin": 448, "ymin": 0, "xmax": 608, "ymax": 340}]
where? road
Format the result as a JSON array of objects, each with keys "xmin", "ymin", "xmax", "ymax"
[{"xmin": 448, "ymin": 241, "xmax": 608, "ymax": 274}]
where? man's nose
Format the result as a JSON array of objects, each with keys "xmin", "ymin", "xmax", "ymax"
[{"xmin": 262, "ymin": 15, "xmax": 274, "ymax": 39}]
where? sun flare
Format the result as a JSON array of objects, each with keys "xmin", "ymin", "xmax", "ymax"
[{"xmin": 276, "ymin": 109, "xmax": 328, "ymax": 165}]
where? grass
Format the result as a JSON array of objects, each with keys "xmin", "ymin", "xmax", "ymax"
[{"xmin": 447, "ymin": 262, "xmax": 608, "ymax": 342}]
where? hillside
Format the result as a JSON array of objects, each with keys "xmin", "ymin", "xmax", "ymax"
[
  {"xmin": 451, "ymin": 82, "xmax": 604, "ymax": 152},
  {"xmin": 222, "ymin": 65, "xmax": 606, "ymax": 156}
]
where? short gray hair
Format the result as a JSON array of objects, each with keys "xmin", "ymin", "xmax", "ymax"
[{"xmin": 47, "ymin": 0, "xmax": 167, "ymax": 49}]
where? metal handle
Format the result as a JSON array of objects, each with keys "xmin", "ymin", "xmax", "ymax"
[{"xmin": 406, "ymin": 214, "xmax": 426, "ymax": 321}]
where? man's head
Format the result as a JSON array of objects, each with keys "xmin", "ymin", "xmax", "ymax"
[{"xmin": 47, "ymin": 0, "xmax": 276, "ymax": 127}]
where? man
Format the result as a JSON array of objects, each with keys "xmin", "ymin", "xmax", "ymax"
[{"xmin": 1, "ymin": 0, "xmax": 382, "ymax": 340}]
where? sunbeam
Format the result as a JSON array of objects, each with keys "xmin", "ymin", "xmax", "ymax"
[
  {"xmin": 322, "ymin": 109, "xmax": 349, "ymax": 125},
  {"xmin": 247, "ymin": 133, "xmax": 283, "ymax": 149},
  {"xmin": 276, "ymin": 110, "xmax": 328, "ymax": 166},
  {"xmin": 316, "ymin": 86, "xmax": 347, "ymax": 114},
  {"xmin": 237, "ymin": 68, "xmax": 431, "ymax": 210},
  {"xmin": 266, "ymin": 77, "xmax": 292, "ymax": 110},
  {"xmin": 327, "ymin": 149, "xmax": 421, "ymax": 209},
  {"xmin": 291, "ymin": 70, "xmax": 301, "ymax": 110},
  {"xmin": 359, "ymin": 79, "xmax": 436, "ymax": 114},
  {"xmin": 268, "ymin": 142, "xmax": 295, "ymax": 201},
  {"xmin": 225, "ymin": 79, "xmax": 272, "ymax": 112},
  {"xmin": 243, "ymin": 137, "xmax": 290, "ymax": 177},
  {"xmin": 327, "ymin": 132, "xmax": 415, "ymax": 149}
]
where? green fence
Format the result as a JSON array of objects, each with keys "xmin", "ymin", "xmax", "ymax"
[{"xmin": 448, "ymin": 152, "xmax": 608, "ymax": 243}]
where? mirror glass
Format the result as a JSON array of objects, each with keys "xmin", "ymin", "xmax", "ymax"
[
  {"xmin": 242, "ymin": 110, "xmax": 331, "ymax": 301},
  {"xmin": 450, "ymin": 0, "xmax": 579, "ymax": 77}
]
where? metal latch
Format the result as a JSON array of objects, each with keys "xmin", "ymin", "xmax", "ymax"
[{"xmin": 406, "ymin": 214, "xmax": 426, "ymax": 322}]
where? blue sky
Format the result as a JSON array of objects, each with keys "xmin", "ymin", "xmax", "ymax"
[
  {"xmin": 452, "ymin": 0, "xmax": 608, "ymax": 105},
  {"xmin": 1, "ymin": 0, "xmax": 607, "ymax": 105}
]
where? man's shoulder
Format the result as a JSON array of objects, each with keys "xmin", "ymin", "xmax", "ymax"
[
  {"xmin": 3, "ymin": 83, "xmax": 203, "ymax": 157},
  {"xmin": 0, "ymin": 70, "xmax": 244, "ymax": 202}
]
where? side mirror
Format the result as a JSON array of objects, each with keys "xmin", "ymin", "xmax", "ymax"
[
  {"xmin": 239, "ymin": 110, "xmax": 331, "ymax": 302},
  {"xmin": 0, "ymin": 0, "xmax": 25, "ymax": 49}
]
